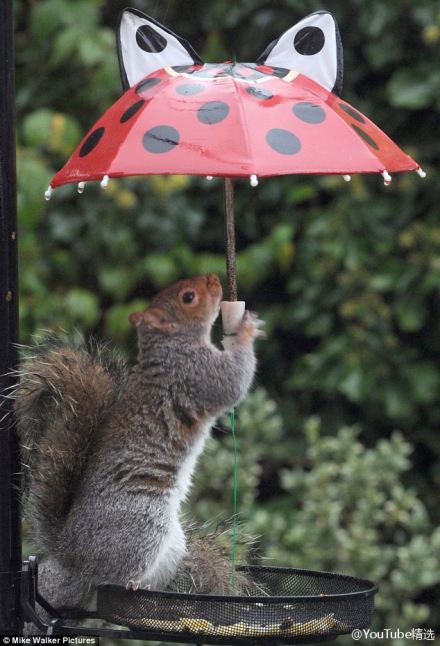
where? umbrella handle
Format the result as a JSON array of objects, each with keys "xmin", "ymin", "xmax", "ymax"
[
  {"xmin": 222, "ymin": 178, "xmax": 245, "ymax": 347},
  {"xmin": 224, "ymin": 178, "xmax": 237, "ymax": 301},
  {"xmin": 221, "ymin": 300, "xmax": 245, "ymax": 349}
]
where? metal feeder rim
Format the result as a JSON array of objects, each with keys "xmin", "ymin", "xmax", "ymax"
[{"xmin": 98, "ymin": 564, "xmax": 378, "ymax": 603}]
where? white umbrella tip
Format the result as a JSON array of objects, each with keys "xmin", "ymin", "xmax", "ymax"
[
  {"xmin": 44, "ymin": 186, "xmax": 53, "ymax": 201},
  {"xmin": 78, "ymin": 182, "xmax": 86, "ymax": 194},
  {"xmin": 381, "ymin": 170, "xmax": 392, "ymax": 186},
  {"xmin": 206, "ymin": 175, "xmax": 214, "ymax": 181},
  {"xmin": 100, "ymin": 175, "xmax": 110, "ymax": 189},
  {"xmin": 416, "ymin": 167, "xmax": 427, "ymax": 178},
  {"xmin": 343, "ymin": 175, "xmax": 351, "ymax": 182},
  {"xmin": 250, "ymin": 174, "xmax": 259, "ymax": 187}
]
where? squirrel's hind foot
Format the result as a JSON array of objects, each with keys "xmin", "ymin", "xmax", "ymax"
[{"xmin": 126, "ymin": 579, "xmax": 150, "ymax": 591}]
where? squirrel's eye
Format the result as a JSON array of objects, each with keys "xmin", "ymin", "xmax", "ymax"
[{"xmin": 182, "ymin": 291, "xmax": 196, "ymax": 304}]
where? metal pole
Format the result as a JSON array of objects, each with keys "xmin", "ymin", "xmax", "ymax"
[
  {"xmin": 0, "ymin": 0, "xmax": 22, "ymax": 635},
  {"xmin": 224, "ymin": 178, "xmax": 237, "ymax": 301}
]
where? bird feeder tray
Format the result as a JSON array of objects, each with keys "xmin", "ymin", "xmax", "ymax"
[{"xmin": 96, "ymin": 565, "xmax": 377, "ymax": 644}]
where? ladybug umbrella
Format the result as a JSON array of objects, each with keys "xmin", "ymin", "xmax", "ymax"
[{"xmin": 47, "ymin": 8, "xmax": 425, "ymax": 322}]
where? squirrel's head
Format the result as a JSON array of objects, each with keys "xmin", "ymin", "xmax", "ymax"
[{"xmin": 129, "ymin": 273, "xmax": 222, "ymax": 338}]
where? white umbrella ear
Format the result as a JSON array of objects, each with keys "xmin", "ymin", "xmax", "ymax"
[
  {"xmin": 117, "ymin": 8, "xmax": 204, "ymax": 90},
  {"xmin": 256, "ymin": 11, "xmax": 343, "ymax": 96}
]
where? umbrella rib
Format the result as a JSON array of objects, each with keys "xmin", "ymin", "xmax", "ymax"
[
  {"xmin": 330, "ymin": 103, "xmax": 388, "ymax": 173},
  {"xmin": 347, "ymin": 128, "xmax": 386, "ymax": 172},
  {"xmin": 230, "ymin": 66, "xmax": 256, "ymax": 175}
]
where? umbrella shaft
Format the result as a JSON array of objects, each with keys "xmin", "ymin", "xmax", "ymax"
[{"xmin": 224, "ymin": 178, "xmax": 237, "ymax": 301}]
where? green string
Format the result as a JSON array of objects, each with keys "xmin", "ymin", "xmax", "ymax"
[{"xmin": 230, "ymin": 408, "xmax": 238, "ymax": 590}]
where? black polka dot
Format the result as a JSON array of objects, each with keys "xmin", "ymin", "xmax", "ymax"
[
  {"xmin": 197, "ymin": 101, "xmax": 229, "ymax": 125},
  {"xmin": 176, "ymin": 83, "xmax": 205, "ymax": 96},
  {"xmin": 294, "ymin": 26, "xmax": 325, "ymax": 55},
  {"xmin": 351, "ymin": 125, "xmax": 379, "ymax": 150},
  {"xmin": 79, "ymin": 127, "xmax": 105, "ymax": 157},
  {"xmin": 172, "ymin": 65, "xmax": 194, "ymax": 73},
  {"xmin": 339, "ymin": 103, "xmax": 366, "ymax": 123},
  {"xmin": 136, "ymin": 77, "xmax": 161, "ymax": 94},
  {"xmin": 120, "ymin": 100, "xmax": 145, "ymax": 123},
  {"xmin": 266, "ymin": 128, "xmax": 301, "ymax": 155},
  {"xmin": 143, "ymin": 125, "xmax": 180, "ymax": 153},
  {"xmin": 246, "ymin": 86, "xmax": 273, "ymax": 100},
  {"xmin": 293, "ymin": 102, "xmax": 326, "ymax": 123},
  {"xmin": 136, "ymin": 25, "xmax": 167, "ymax": 53}
]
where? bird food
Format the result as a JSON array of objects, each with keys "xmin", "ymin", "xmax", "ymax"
[{"xmin": 97, "ymin": 565, "xmax": 377, "ymax": 644}]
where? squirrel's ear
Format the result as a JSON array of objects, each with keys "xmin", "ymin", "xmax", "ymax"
[
  {"xmin": 128, "ymin": 311, "xmax": 144, "ymax": 327},
  {"xmin": 117, "ymin": 8, "xmax": 203, "ymax": 89},
  {"xmin": 142, "ymin": 308, "xmax": 177, "ymax": 333},
  {"xmin": 256, "ymin": 11, "xmax": 343, "ymax": 95}
]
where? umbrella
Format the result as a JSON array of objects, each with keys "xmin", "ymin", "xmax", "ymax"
[{"xmin": 46, "ymin": 8, "xmax": 425, "ymax": 311}]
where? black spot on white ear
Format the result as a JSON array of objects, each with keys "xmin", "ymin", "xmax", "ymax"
[
  {"xmin": 117, "ymin": 8, "xmax": 203, "ymax": 90},
  {"xmin": 136, "ymin": 25, "xmax": 167, "ymax": 53},
  {"xmin": 257, "ymin": 11, "xmax": 343, "ymax": 95},
  {"xmin": 294, "ymin": 26, "xmax": 325, "ymax": 55}
]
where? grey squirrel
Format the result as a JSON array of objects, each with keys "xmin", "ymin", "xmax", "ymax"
[{"xmin": 14, "ymin": 273, "xmax": 262, "ymax": 617}]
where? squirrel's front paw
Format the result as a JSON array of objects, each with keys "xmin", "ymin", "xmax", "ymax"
[
  {"xmin": 237, "ymin": 311, "xmax": 265, "ymax": 343},
  {"xmin": 126, "ymin": 579, "xmax": 142, "ymax": 591}
]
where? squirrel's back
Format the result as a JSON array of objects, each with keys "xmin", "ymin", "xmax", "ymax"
[{"xmin": 12, "ymin": 335, "xmax": 128, "ymax": 552}]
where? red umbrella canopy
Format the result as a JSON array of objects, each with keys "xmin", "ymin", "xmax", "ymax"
[{"xmin": 48, "ymin": 9, "xmax": 423, "ymax": 193}]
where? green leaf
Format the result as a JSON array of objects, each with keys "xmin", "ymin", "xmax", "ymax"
[
  {"xmin": 16, "ymin": 150, "xmax": 52, "ymax": 229},
  {"xmin": 79, "ymin": 34, "xmax": 106, "ymax": 66},
  {"xmin": 196, "ymin": 255, "xmax": 226, "ymax": 279},
  {"xmin": 65, "ymin": 288, "xmax": 99, "ymax": 328},
  {"xmin": 405, "ymin": 363, "xmax": 439, "ymax": 404},
  {"xmin": 30, "ymin": 0, "xmax": 67, "ymax": 40},
  {"xmin": 22, "ymin": 109, "xmax": 81, "ymax": 155},
  {"xmin": 105, "ymin": 300, "xmax": 149, "ymax": 340},
  {"xmin": 339, "ymin": 368, "xmax": 364, "ymax": 402},
  {"xmin": 98, "ymin": 266, "xmax": 136, "ymax": 300},
  {"xmin": 387, "ymin": 67, "xmax": 440, "ymax": 109},
  {"xmin": 141, "ymin": 254, "xmax": 179, "ymax": 288},
  {"xmin": 52, "ymin": 27, "xmax": 81, "ymax": 65},
  {"xmin": 384, "ymin": 383, "xmax": 414, "ymax": 419},
  {"xmin": 394, "ymin": 298, "xmax": 426, "ymax": 332}
]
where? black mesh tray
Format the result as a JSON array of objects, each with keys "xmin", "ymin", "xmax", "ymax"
[{"xmin": 97, "ymin": 565, "xmax": 377, "ymax": 644}]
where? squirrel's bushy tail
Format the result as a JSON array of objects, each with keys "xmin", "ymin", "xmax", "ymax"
[{"xmin": 11, "ymin": 334, "xmax": 128, "ymax": 552}]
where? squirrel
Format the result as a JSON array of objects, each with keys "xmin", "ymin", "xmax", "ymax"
[{"xmin": 13, "ymin": 273, "xmax": 262, "ymax": 619}]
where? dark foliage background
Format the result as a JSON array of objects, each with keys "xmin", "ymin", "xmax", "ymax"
[{"xmin": 14, "ymin": 1, "xmax": 439, "ymax": 642}]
